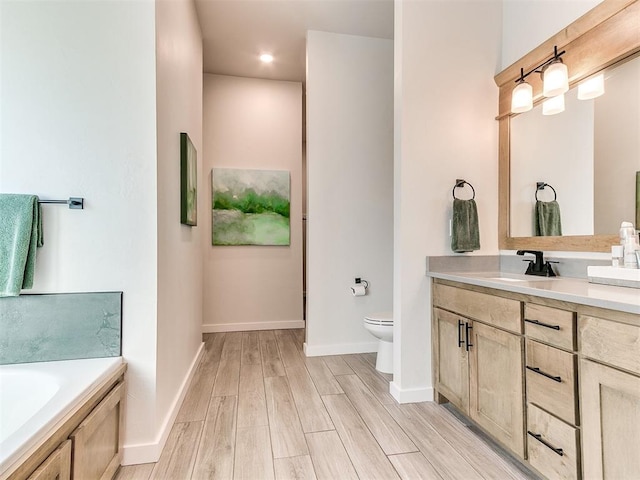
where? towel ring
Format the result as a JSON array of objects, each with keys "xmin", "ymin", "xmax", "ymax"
[
  {"xmin": 452, "ymin": 179, "xmax": 475, "ymax": 200},
  {"xmin": 535, "ymin": 182, "xmax": 557, "ymax": 201}
]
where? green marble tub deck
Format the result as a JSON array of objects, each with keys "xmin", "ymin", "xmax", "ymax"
[{"xmin": 0, "ymin": 292, "xmax": 122, "ymax": 364}]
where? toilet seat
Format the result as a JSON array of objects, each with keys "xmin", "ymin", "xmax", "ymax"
[{"xmin": 364, "ymin": 312, "xmax": 393, "ymax": 326}]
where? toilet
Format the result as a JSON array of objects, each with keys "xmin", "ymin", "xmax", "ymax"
[{"xmin": 363, "ymin": 311, "xmax": 393, "ymax": 374}]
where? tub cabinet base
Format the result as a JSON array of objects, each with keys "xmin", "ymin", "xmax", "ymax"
[{"xmin": 6, "ymin": 365, "xmax": 126, "ymax": 480}]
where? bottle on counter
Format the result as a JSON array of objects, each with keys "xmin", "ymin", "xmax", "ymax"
[
  {"xmin": 619, "ymin": 221, "xmax": 639, "ymax": 269},
  {"xmin": 612, "ymin": 245, "xmax": 624, "ymax": 267}
]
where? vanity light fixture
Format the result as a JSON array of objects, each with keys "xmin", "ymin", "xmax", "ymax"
[
  {"xmin": 511, "ymin": 69, "xmax": 533, "ymax": 113},
  {"xmin": 578, "ymin": 73, "xmax": 605, "ymax": 100},
  {"xmin": 542, "ymin": 93, "xmax": 565, "ymax": 115},
  {"xmin": 259, "ymin": 53, "xmax": 274, "ymax": 63},
  {"xmin": 511, "ymin": 45, "xmax": 567, "ymax": 114},
  {"xmin": 541, "ymin": 56, "xmax": 569, "ymax": 97}
]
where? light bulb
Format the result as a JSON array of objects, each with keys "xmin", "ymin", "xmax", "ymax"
[
  {"xmin": 543, "ymin": 61, "xmax": 569, "ymax": 97},
  {"xmin": 259, "ymin": 54, "xmax": 274, "ymax": 63},
  {"xmin": 578, "ymin": 73, "xmax": 605, "ymax": 100},
  {"xmin": 542, "ymin": 94, "xmax": 565, "ymax": 115},
  {"xmin": 511, "ymin": 82, "xmax": 533, "ymax": 113}
]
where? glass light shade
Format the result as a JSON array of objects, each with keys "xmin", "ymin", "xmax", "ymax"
[
  {"xmin": 511, "ymin": 82, "xmax": 533, "ymax": 113},
  {"xmin": 578, "ymin": 73, "xmax": 605, "ymax": 100},
  {"xmin": 543, "ymin": 61, "xmax": 569, "ymax": 97},
  {"xmin": 542, "ymin": 94, "xmax": 565, "ymax": 115}
]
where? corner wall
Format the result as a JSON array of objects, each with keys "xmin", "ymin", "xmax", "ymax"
[
  {"xmin": 305, "ymin": 31, "xmax": 394, "ymax": 356},
  {"xmin": 202, "ymin": 75, "xmax": 303, "ymax": 332},
  {"xmin": 393, "ymin": 0, "xmax": 501, "ymax": 402},
  {"xmin": 154, "ymin": 0, "xmax": 204, "ymax": 463},
  {"xmin": 0, "ymin": 0, "xmax": 159, "ymax": 448}
]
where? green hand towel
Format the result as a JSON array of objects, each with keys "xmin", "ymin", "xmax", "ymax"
[
  {"xmin": 0, "ymin": 194, "xmax": 44, "ymax": 297},
  {"xmin": 451, "ymin": 198, "xmax": 480, "ymax": 253},
  {"xmin": 535, "ymin": 200, "xmax": 562, "ymax": 236}
]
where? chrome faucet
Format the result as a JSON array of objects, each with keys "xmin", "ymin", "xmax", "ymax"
[{"xmin": 516, "ymin": 250, "xmax": 557, "ymax": 277}]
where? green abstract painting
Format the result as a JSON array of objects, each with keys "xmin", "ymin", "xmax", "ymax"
[
  {"xmin": 180, "ymin": 132, "xmax": 197, "ymax": 226},
  {"xmin": 212, "ymin": 168, "xmax": 290, "ymax": 246}
]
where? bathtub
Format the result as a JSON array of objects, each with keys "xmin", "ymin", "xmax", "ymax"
[{"xmin": 0, "ymin": 357, "xmax": 123, "ymax": 477}]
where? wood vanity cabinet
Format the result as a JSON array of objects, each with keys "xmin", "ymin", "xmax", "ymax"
[
  {"xmin": 433, "ymin": 278, "xmax": 640, "ymax": 479},
  {"xmin": 433, "ymin": 282, "xmax": 524, "ymax": 458}
]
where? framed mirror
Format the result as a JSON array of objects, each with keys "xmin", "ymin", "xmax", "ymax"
[{"xmin": 495, "ymin": 0, "xmax": 640, "ymax": 252}]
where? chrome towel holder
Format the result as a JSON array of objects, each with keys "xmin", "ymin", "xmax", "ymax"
[{"xmin": 38, "ymin": 197, "xmax": 84, "ymax": 209}]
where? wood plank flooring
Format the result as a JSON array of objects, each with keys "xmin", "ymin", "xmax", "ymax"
[{"xmin": 116, "ymin": 330, "xmax": 537, "ymax": 480}]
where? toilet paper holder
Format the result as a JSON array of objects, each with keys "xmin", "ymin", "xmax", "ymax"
[{"xmin": 351, "ymin": 278, "xmax": 369, "ymax": 296}]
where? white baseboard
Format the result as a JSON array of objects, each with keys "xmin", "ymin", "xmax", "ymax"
[
  {"xmin": 303, "ymin": 341, "xmax": 378, "ymax": 357},
  {"xmin": 202, "ymin": 320, "xmax": 305, "ymax": 333},
  {"xmin": 390, "ymin": 381, "xmax": 434, "ymax": 404},
  {"xmin": 121, "ymin": 342, "xmax": 205, "ymax": 465}
]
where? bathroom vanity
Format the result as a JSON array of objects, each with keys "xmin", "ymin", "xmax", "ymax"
[{"xmin": 429, "ymin": 271, "xmax": 639, "ymax": 480}]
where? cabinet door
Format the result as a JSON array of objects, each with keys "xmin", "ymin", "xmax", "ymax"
[
  {"xmin": 580, "ymin": 359, "xmax": 640, "ymax": 479},
  {"xmin": 434, "ymin": 308, "xmax": 469, "ymax": 413},
  {"xmin": 469, "ymin": 321, "xmax": 524, "ymax": 458},
  {"xmin": 27, "ymin": 440, "xmax": 71, "ymax": 480},
  {"xmin": 70, "ymin": 382, "xmax": 123, "ymax": 480}
]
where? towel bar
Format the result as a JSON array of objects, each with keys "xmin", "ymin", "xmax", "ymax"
[{"xmin": 39, "ymin": 197, "xmax": 84, "ymax": 209}]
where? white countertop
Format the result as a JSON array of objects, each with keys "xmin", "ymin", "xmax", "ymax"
[{"xmin": 427, "ymin": 270, "xmax": 640, "ymax": 315}]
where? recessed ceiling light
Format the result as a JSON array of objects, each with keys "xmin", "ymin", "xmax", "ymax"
[{"xmin": 260, "ymin": 54, "xmax": 274, "ymax": 63}]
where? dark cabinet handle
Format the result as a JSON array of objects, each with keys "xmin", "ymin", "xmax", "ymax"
[
  {"xmin": 525, "ymin": 318, "xmax": 560, "ymax": 330},
  {"xmin": 526, "ymin": 365, "xmax": 562, "ymax": 383},
  {"xmin": 458, "ymin": 320, "xmax": 464, "ymax": 348},
  {"xmin": 527, "ymin": 431, "xmax": 564, "ymax": 456},
  {"xmin": 465, "ymin": 323, "xmax": 473, "ymax": 351}
]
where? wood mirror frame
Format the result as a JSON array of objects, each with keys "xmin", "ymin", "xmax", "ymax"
[{"xmin": 495, "ymin": 0, "xmax": 640, "ymax": 252}]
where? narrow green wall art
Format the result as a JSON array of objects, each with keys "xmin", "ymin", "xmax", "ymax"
[{"xmin": 212, "ymin": 168, "xmax": 290, "ymax": 246}]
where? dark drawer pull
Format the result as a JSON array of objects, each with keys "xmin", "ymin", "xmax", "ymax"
[
  {"xmin": 458, "ymin": 320, "xmax": 464, "ymax": 348},
  {"xmin": 526, "ymin": 365, "xmax": 562, "ymax": 383},
  {"xmin": 525, "ymin": 318, "xmax": 560, "ymax": 330},
  {"xmin": 465, "ymin": 322, "xmax": 473, "ymax": 351},
  {"xmin": 527, "ymin": 430, "xmax": 564, "ymax": 456}
]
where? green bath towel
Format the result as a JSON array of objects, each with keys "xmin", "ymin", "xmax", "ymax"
[
  {"xmin": 535, "ymin": 200, "xmax": 562, "ymax": 236},
  {"xmin": 0, "ymin": 194, "xmax": 43, "ymax": 297},
  {"xmin": 451, "ymin": 198, "xmax": 480, "ymax": 253}
]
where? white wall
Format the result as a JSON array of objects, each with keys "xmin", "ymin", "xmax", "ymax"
[
  {"xmin": 393, "ymin": 0, "xmax": 501, "ymax": 402},
  {"xmin": 202, "ymin": 75, "xmax": 303, "ymax": 332},
  {"xmin": 154, "ymin": 0, "xmax": 204, "ymax": 461},
  {"xmin": 510, "ymin": 88, "xmax": 594, "ymax": 236},
  {"xmin": 305, "ymin": 31, "xmax": 394, "ymax": 356},
  {"xmin": 1, "ymin": 0, "xmax": 158, "ymax": 449},
  {"xmin": 502, "ymin": 0, "xmax": 603, "ymax": 69}
]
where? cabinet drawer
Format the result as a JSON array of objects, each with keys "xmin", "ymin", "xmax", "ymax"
[
  {"xmin": 524, "ymin": 304, "xmax": 575, "ymax": 351},
  {"xmin": 433, "ymin": 284, "xmax": 521, "ymax": 333},
  {"xmin": 527, "ymin": 404, "xmax": 579, "ymax": 480},
  {"xmin": 579, "ymin": 315, "xmax": 640, "ymax": 375},
  {"xmin": 525, "ymin": 339, "xmax": 577, "ymax": 425}
]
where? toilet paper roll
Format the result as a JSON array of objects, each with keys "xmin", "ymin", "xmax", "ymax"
[{"xmin": 351, "ymin": 284, "xmax": 366, "ymax": 296}]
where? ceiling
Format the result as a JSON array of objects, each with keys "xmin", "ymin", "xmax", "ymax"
[{"xmin": 194, "ymin": 0, "xmax": 394, "ymax": 82}]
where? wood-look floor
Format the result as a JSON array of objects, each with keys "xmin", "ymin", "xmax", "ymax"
[{"xmin": 116, "ymin": 329, "xmax": 536, "ymax": 480}]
